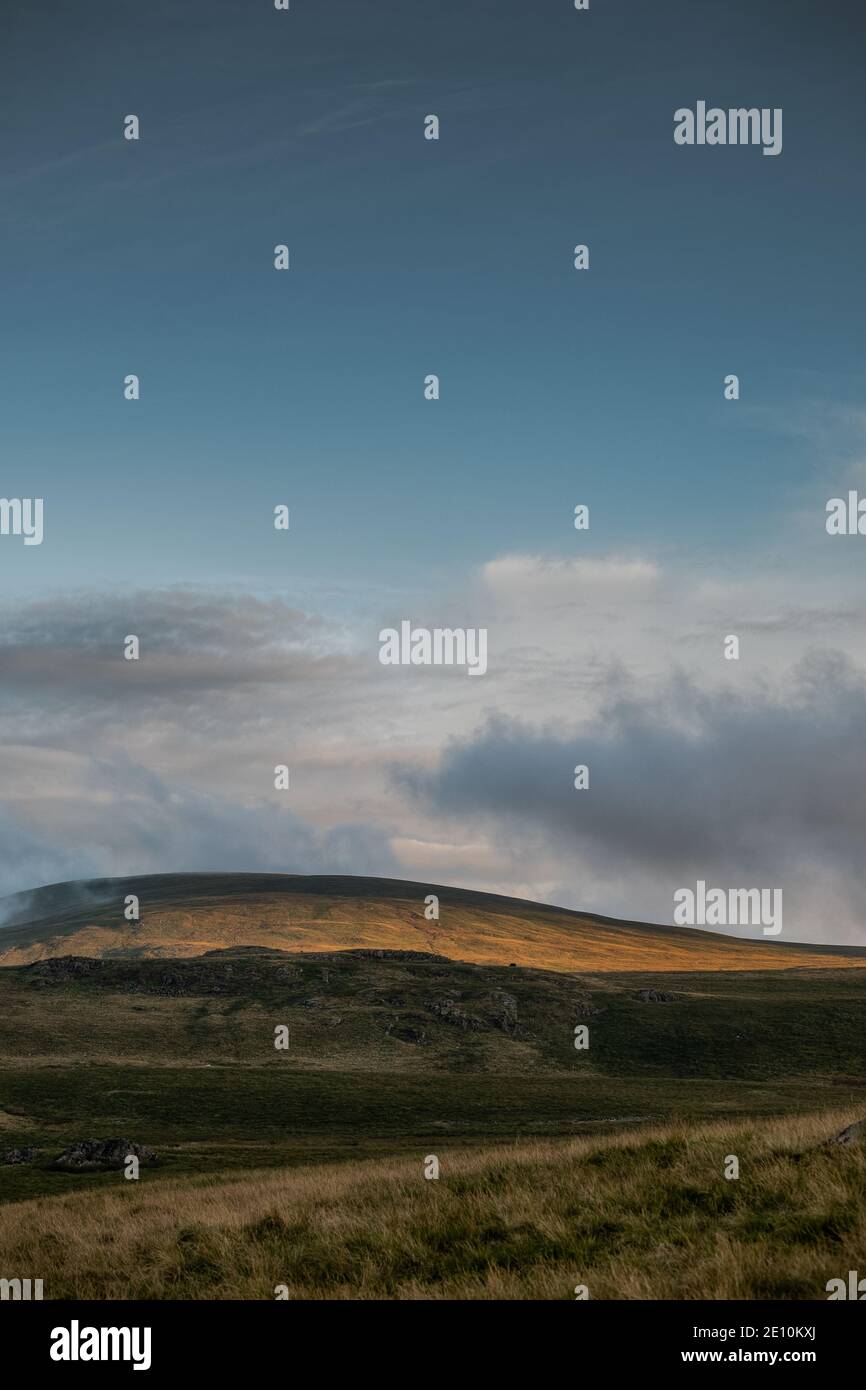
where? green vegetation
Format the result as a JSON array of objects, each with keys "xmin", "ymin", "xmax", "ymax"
[
  {"xmin": 2, "ymin": 949, "xmax": 865, "ymax": 1209},
  {"xmin": 3, "ymin": 879, "xmax": 865, "ymax": 1299},
  {"xmin": 1, "ymin": 1110, "xmax": 863, "ymax": 1299}
]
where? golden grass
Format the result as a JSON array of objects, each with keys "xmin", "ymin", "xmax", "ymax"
[
  {"xmin": 2, "ymin": 1107, "xmax": 865, "ymax": 1299},
  {"xmin": 2, "ymin": 890, "xmax": 863, "ymax": 972}
]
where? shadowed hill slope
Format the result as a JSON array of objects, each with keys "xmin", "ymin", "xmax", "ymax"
[{"xmin": 1, "ymin": 873, "xmax": 865, "ymax": 972}]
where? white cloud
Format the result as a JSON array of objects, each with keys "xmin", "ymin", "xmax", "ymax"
[
  {"xmin": 481, "ymin": 553, "xmax": 661, "ymax": 610},
  {"xmin": 3, "ymin": 542, "xmax": 866, "ymax": 947}
]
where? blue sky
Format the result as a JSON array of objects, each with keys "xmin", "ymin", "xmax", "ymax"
[
  {"xmin": 2, "ymin": 0, "xmax": 864, "ymax": 593},
  {"xmin": 1, "ymin": 0, "xmax": 866, "ymax": 942}
]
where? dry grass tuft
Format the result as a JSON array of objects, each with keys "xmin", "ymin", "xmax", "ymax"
[{"xmin": 2, "ymin": 1107, "xmax": 864, "ymax": 1300}]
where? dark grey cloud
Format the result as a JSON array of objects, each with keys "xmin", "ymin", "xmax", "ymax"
[
  {"xmin": 0, "ymin": 589, "xmax": 348, "ymax": 704},
  {"xmin": 0, "ymin": 760, "xmax": 396, "ymax": 910},
  {"xmin": 0, "ymin": 588, "xmax": 396, "ymax": 902},
  {"xmin": 399, "ymin": 651, "xmax": 866, "ymax": 941}
]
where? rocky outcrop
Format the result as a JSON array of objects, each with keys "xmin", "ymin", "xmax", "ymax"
[
  {"xmin": 27, "ymin": 956, "xmax": 102, "ymax": 984},
  {"xmin": 385, "ymin": 1022, "xmax": 428, "ymax": 1045},
  {"xmin": 487, "ymin": 990, "xmax": 519, "ymax": 1035},
  {"xmin": 51, "ymin": 1139, "xmax": 158, "ymax": 1171},
  {"xmin": 348, "ymin": 950, "xmax": 450, "ymax": 963},
  {"xmin": 425, "ymin": 996, "xmax": 485, "ymax": 1031},
  {"xmin": 574, "ymin": 999, "xmax": 603, "ymax": 1018}
]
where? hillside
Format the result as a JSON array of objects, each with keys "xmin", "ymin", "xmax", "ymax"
[
  {"xmin": 2, "ymin": 873, "xmax": 865, "ymax": 972},
  {"xmin": 3, "ymin": 944, "xmax": 866, "ymax": 1209},
  {"xmin": 3, "ymin": 1109, "xmax": 863, "ymax": 1300},
  {"xmin": 5, "ymin": 945, "xmax": 866, "ymax": 1081}
]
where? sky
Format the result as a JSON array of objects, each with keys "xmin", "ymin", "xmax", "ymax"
[{"xmin": 1, "ymin": 0, "xmax": 866, "ymax": 943}]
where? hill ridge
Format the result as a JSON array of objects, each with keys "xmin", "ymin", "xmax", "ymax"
[{"xmin": 2, "ymin": 872, "xmax": 865, "ymax": 973}]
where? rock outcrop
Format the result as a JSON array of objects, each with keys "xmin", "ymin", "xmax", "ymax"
[{"xmin": 51, "ymin": 1139, "xmax": 158, "ymax": 1171}]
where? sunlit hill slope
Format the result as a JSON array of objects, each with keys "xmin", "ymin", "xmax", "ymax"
[{"xmin": 1, "ymin": 874, "xmax": 864, "ymax": 972}]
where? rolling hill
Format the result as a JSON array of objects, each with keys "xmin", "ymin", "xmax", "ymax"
[
  {"xmin": 3, "ymin": 937, "xmax": 866, "ymax": 1209},
  {"xmin": 1, "ymin": 872, "xmax": 865, "ymax": 972},
  {"xmin": 4, "ymin": 874, "xmax": 866, "ymax": 1300}
]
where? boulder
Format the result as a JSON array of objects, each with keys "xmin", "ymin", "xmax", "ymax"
[
  {"xmin": 51, "ymin": 1139, "xmax": 158, "ymax": 1171},
  {"xmin": 385, "ymin": 1022, "xmax": 428, "ymax": 1045},
  {"xmin": 487, "ymin": 990, "xmax": 519, "ymax": 1035},
  {"xmin": 828, "ymin": 1118, "xmax": 866, "ymax": 1147},
  {"xmin": 425, "ymin": 996, "xmax": 485, "ymax": 1031}
]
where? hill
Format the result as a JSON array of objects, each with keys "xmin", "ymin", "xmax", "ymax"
[
  {"xmin": 5, "ymin": 944, "xmax": 866, "ymax": 1081},
  {"xmin": 2, "ymin": 872, "xmax": 865, "ymax": 972},
  {"xmin": 3, "ymin": 943, "xmax": 866, "ymax": 1207}
]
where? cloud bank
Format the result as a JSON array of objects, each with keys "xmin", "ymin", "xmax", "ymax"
[{"xmin": 1, "ymin": 556, "xmax": 865, "ymax": 945}]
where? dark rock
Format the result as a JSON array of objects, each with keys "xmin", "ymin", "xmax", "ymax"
[
  {"xmin": 27, "ymin": 956, "xmax": 102, "ymax": 981},
  {"xmin": 347, "ymin": 950, "xmax": 449, "ymax": 963},
  {"xmin": 385, "ymin": 1022, "xmax": 428, "ymax": 1045},
  {"xmin": 425, "ymin": 997, "xmax": 485, "ymax": 1031},
  {"xmin": 634, "ymin": 989, "xmax": 678, "ymax": 1004},
  {"xmin": 1, "ymin": 1146, "xmax": 40, "ymax": 1165},
  {"xmin": 828, "ymin": 1118, "xmax": 866, "ymax": 1146},
  {"xmin": 51, "ymin": 1139, "xmax": 158, "ymax": 1171},
  {"xmin": 487, "ymin": 990, "xmax": 519, "ymax": 1035},
  {"xmin": 574, "ymin": 1000, "xmax": 602, "ymax": 1018}
]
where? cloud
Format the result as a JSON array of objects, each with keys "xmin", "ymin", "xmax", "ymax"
[
  {"xmin": 0, "ymin": 761, "xmax": 396, "ymax": 909},
  {"xmin": 0, "ymin": 809, "xmax": 101, "ymax": 911},
  {"xmin": 400, "ymin": 651, "xmax": 866, "ymax": 943},
  {"xmin": 481, "ymin": 553, "xmax": 661, "ymax": 610},
  {"xmin": 0, "ymin": 589, "xmax": 346, "ymax": 703},
  {"xmin": 0, "ymin": 587, "xmax": 397, "ymax": 903},
  {"xmin": 4, "ymin": 569, "xmax": 866, "ymax": 946}
]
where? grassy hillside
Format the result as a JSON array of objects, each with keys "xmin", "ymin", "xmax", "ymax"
[
  {"xmin": 4, "ymin": 876, "xmax": 865, "ymax": 1300},
  {"xmin": 2, "ymin": 947, "xmax": 866, "ymax": 1205},
  {"xmin": 2, "ymin": 1109, "xmax": 863, "ymax": 1299},
  {"xmin": 4, "ymin": 947, "xmax": 866, "ymax": 1080},
  {"xmin": 2, "ymin": 873, "xmax": 865, "ymax": 971}
]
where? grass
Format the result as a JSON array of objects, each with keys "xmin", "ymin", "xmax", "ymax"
[
  {"xmin": 2, "ymin": 1108, "xmax": 864, "ymax": 1299},
  {"xmin": 4, "ymin": 872, "xmax": 865, "ymax": 971},
  {"xmin": 5, "ymin": 953, "xmax": 866, "ymax": 1080},
  {"xmin": 3, "ymin": 1063, "xmax": 836, "ymax": 1202},
  {"xmin": 4, "ymin": 952, "xmax": 866, "ymax": 1204},
  {"xmin": 3, "ymin": 915, "xmax": 865, "ymax": 1300}
]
